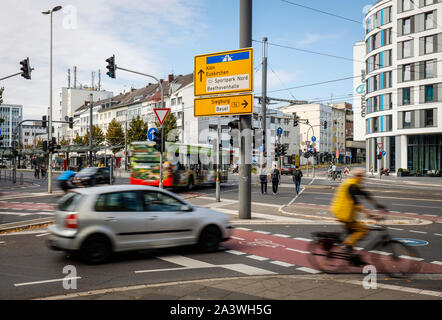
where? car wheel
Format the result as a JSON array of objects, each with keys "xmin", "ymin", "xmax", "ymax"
[
  {"xmin": 198, "ymin": 225, "xmax": 221, "ymax": 252},
  {"xmin": 80, "ymin": 234, "xmax": 112, "ymax": 264}
]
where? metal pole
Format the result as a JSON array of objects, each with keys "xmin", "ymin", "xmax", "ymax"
[
  {"xmin": 48, "ymin": 11, "xmax": 53, "ymax": 193},
  {"xmin": 159, "ymin": 83, "xmax": 164, "ymax": 189},
  {"xmin": 0, "ymin": 72, "xmax": 22, "ymax": 81},
  {"xmin": 261, "ymin": 37, "xmax": 267, "ymax": 170},
  {"xmin": 216, "ymin": 117, "xmax": 221, "ymax": 202},
  {"xmin": 124, "ymin": 113, "xmax": 128, "ymax": 171},
  {"xmin": 89, "ymin": 93, "xmax": 93, "ymax": 166},
  {"xmin": 239, "ymin": 0, "xmax": 252, "ymax": 220}
]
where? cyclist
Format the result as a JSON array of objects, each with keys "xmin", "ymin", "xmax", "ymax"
[{"xmin": 329, "ymin": 168, "xmax": 386, "ymax": 265}]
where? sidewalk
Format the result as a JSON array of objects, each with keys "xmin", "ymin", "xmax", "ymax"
[{"xmin": 35, "ymin": 274, "xmax": 442, "ymax": 300}]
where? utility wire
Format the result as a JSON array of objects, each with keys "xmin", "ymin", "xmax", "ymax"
[{"xmin": 267, "ymin": 63, "xmax": 297, "ymax": 100}]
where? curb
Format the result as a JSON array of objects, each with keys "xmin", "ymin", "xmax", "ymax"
[{"xmin": 0, "ymin": 217, "xmax": 54, "ymax": 234}]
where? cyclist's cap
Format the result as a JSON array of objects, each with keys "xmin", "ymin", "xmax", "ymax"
[{"xmin": 352, "ymin": 168, "xmax": 365, "ymax": 177}]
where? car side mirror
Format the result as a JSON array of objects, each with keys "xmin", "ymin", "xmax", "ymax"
[{"xmin": 181, "ymin": 205, "xmax": 193, "ymax": 212}]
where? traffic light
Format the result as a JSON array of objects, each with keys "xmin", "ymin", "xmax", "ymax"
[
  {"xmin": 227, "ymin": 120, "xmax": 239, "ymax": 131},
  {"xmin": 377, "ymin": 152, "xmax": 382, "ymax": 160},
  {"xmin": 48, "ymin": 137, "xmax": 57, "ymax": 152},
  {"xmin": 293, "ymin": 116, "xmax": 299, "ymax": 127},
  {"xmin": 42, "ymin": 115, "xmax": 47, "ymax": 128},
  {"xmin": 0, "ymin": 136, "xmax": 3, "ymax": 146},
  {"xmin": 281, "ymin": 143, "xmax": 289, "ymax": 156},
  {"xmin": 229, "ymin": 136, "xmax": 234, "ymax": 147},
  {"xmin": 275, "ymin": 144, "xmax": 281, "ymax": 157},
  {"xmin": 20, "ymin": 57, "xmax": 32, "ymax": 80},
  {"xmin": 323, "ymin": 121, "xmax": 328, "ymax": 129},
  {"xmin": 106, "ymin": 55, "xmax": 116, "ymax": 78},
  {"xmin": 153, "ymin": 130, "xmax": 163, "ymax": 151},
  {"xmin": 68, "ymin": 117, "xmax": 74, "ymax": 129},
  {"xmin": 42, "ymin": 140, "xmax": 48, "ymax": 152}
]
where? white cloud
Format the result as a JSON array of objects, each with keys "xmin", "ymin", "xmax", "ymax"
[
  {"xmin": 295, "ymin": 33, "xmax": 340, "ymax": 47},
  {"xmin": 0, "ymin": 0, "xmax": 205, "ymax": 119}
]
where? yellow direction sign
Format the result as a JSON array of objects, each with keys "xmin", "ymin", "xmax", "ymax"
[
  {"xmin": 194, "ymin": 48, "xmax": 253, "ymax": 96},
  {"xmin": 194, "ymin": 94, "xmax": 253, "ymax": 117}
]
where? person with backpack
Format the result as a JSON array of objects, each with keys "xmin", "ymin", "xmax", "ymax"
[
  {"xmin": 271, "ymin": 165, "xmax": 280, "ymax": 195},
  {"xmin": 292, "ymin": 166, "xmax": 303, "ymax": 195},
  {"xmin": 259, "ymin": 168, "xmax": 268, "ymax": 194}
]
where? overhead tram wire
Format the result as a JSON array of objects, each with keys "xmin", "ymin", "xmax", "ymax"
[{"xmin": 267, "ymin": 62, "xmax": 297, "ymax": 100}]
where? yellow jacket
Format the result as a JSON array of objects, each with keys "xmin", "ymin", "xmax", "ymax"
[{"xmin": 330, "ymin": 177, "xmax": 361, "ymax": 222}]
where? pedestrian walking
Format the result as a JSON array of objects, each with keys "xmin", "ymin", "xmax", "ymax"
[
  {"xmin": 271, "ymin": 165, "xmax": 280, "ymax": 195},
  {"xmin": 259, "ymin": 168, "xmax": 268, "ymax": 194},
  {"xmin": 292, "ymin": 166, "xmax": 303, "ymax": 195},
  {"xmin": 34, "ymin": 164, "xmax": 40, "ymax": 179}
]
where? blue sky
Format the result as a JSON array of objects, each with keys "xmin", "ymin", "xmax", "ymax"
[{"xmin": 0, "ymin": 0, "xmax": 376, "ymax": 118}]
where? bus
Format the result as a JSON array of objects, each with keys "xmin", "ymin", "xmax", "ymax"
[{"xmin": 129, "ymin": 141, "xmax": 229, "ymax": 190}]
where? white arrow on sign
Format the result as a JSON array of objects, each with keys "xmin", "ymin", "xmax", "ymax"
[{"xmin": 154, "ymin": 108, "xmax": 171, "ymax": 126}]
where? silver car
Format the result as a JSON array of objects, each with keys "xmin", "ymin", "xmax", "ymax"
[{"xmin": 47, "ymin": 185, "xmax": 233, "ymax": 264}]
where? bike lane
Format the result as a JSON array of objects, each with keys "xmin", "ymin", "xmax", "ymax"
[{"xmin": 224, "ymin": 229, "xmax": 442, "ymax": 274}]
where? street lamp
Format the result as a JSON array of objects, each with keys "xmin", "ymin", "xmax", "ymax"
[{"xmin": 42, "ymin": 5, "xmax": 62, "ymax": 193}]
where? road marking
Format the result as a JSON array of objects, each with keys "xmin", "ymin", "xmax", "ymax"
[
  {"xmin": 431, "ymin": 261, "xmax": 442, "ymax": 265},
  {"xmin": 0, "ymin": 241, "xmax": 5, "ymax": 244},
  {"xmin": 424, "ymin": 214, "xmax": 438, "ymax": 217},
  {"xmin": 392, "ymin": 203, "xmax": 442, "ymax": 210},
  {"xmin": 225, "ymin": 250, "xmax": 246, "ymax": 255},
  {"xmin": 14, "ymin": 277, "xmax": 81, "ymax": 287},
  {"xmin": 254, "ymin": 230, "xmax": 271, "ymax": 234},
  {"xmin": 410, "ymin": 230, "xmax": 427, "ymax": 234},
  {"xmin": 388, "ymin": 227, "xmax": 404, "ymax": 231},
  {"xmin": 354, "ymin": 247, "xmax": 364, "ymax": 251},
  {"xmin": 222, "ymin": 264, "xmax": 276, "ymax": 275},
  {"xmin": 156, "ymin": 255, "xmax": 213, "ymax": 268},
  {"xmin": 246, "ymin": 255, "xmax": 269, "ymax": 261},
  {"xmin": 293, "ymin": 237, "xmax": 313, "ymax": 242},
  {"xmin": 337, "ymin": 280, "xmax": 442, "ymax": 297},
  {"xmin": 270, "ymin": 261, "xmax": 295, "ymax": 267},
  {"xmin": 399, "ymin": 255, "xmax": 424, "ymax": 261},
  {"xmin": 231, "ymin": 236, "xmax": 245, "ymax": 241},
  {"xmin": 273, "ymin": 234, "xmax": 291, "ymax": 238},
  {"xmin": 35, "ymin": 233, "xmax": 50, "ymax": 237},
  {"xmin": 435, "ymin": 233, "xmax": 442, "ymax": 236},
  {"xmin": 235, "ymin": 227, "xmax": 251, "ymax": 231},
  {"xmin": 286, "ymin": 248, "xmax": 310, "ymax": 254},
  {"xmin": 296, "ymin": 267, "xmax": 320, "ymax": 274},
  {"xmin": 368, "ymin": 250, "xmax": 392, "ymax": 255}
]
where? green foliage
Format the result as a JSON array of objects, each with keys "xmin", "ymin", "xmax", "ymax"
[
  {"xmin": 0, "ymin": 87, "xmax": 3, "ymax": 106},
  {"xmin": 73, "ymin": 132, "xmax": 84, "ymax": 145},
  {"xmin": 83, "ymin": 125, "xmax": 105, "ymax": 146},
  {"xmin": 127, "ymin": 115, "xmax": 148, "ymax": 144},
  {"xmin": 60, "ymin": 136, "xmax": 69, "ymax": 146},
  {"xmin": 106, "ymin": 119, "xmax": 125, "ymax": 154},
  {"xmin": 155, "ymin": 112, "xmax": 178, "ymax": 142}
]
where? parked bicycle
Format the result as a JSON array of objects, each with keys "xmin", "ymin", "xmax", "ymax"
[{"xmin": 307, "ymin": 216, "xmax": 421, "ymax": 278}]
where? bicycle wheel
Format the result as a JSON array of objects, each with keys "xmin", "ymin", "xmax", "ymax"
[
  {"xmin": 369, "ymin": 240, "xmax": 421, "ymax": 278},
  {"xmin": 337, "ymin": 173, "xmax": 342, "ymax": 182},
  {"xmin": 307, "ymin": 239, "xmax": 347, "ymax": 273}
]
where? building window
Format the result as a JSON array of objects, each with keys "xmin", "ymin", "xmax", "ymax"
[
  {"xmin": 424, "ymin": 60, "xmax": 435, "ymax": 79},
  {"xmin": 424, "ymin": 109, "xmax": 434, "ymax": 126},
  {"xmin": 403, "ymin": 64, "xmax": 411, "ymax": 81},
  {"xmin": 403, "ymin": 0, "xmax": 411, "ymax": 11},
  {"xmin": 171, "ymin": 98, "xmax": 176, "ymax": 106},
  {"xmin": 425, "ymin": 35, "xmax": 434, "ymax": 54},
  {"xmin": 177, "ymin": 97, "xmax": 182, "ymax": 105},
  {"xmin": 403, "ymin": 18, "xmax": 411, "ymax": 35},
  {"xmin": 403, "ymin": 111, "xmax": 412, "ymax": 128},
  {"xmin": 403, "ymin": 40, "xmax": 412, "ymax": 58},
  {"xmin": 403, "ymin": 87, "xmax": 411, "ymax": 105},
  {"xmin": 425, "ymin": 12, "xmax": 434, "ymax": 30},
  {"xmin": 425, "ymin": 84, "xmax": 434, "ymax": 102}
]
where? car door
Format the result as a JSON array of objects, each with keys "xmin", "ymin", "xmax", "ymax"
[
  {"xmin": 141, "ymin": 190, "xmax": 199, "ymax": 247},
  {"xmin": 95, "ymin": 191, "xmax": 151, "ymax": 250}
]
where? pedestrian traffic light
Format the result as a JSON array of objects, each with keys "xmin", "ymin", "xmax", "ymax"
[
  {"xmin": 42, "ymin": 115, "xmax": 47, "ymax": 128},
  {"xmin": 282, "ymin": 143, "xmax": 289, "ymax": 156},
  {"xmin": 323, "ymin": 121, "xmax": 328, "ymax": 129},
  {"xmin": 42, "ymin": 140, "xmax": 48, "ymax": 152},
  {"xmin": 20, "ymin": 57, "xmax": 32, "ymax": 80},
  {"xmin": 106, "ymin": 55, "xmax": 116, "ymax": 79},
  {"xmin": 68, "ymin": 117, "xmax": 73, "ymax": 129},
  {"xmin": 293, "ymin": 116, "xmax": 299, "ymax": 127}
]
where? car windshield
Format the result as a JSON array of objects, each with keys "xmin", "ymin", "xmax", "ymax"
[
  {"xmin": 58, "ymin": 192, "xmax": 84, "ymax": 211},
  {"xmin": 78, "ymin": 168, "xmax": 98, "ymax": 175}
]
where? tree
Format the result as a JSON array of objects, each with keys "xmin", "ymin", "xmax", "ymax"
[
  {"xmin": 155, "ymin": 112, "xmax": 179, "ymax": 142},
  {"xmin": 60, "ymin": 136, "xmax": 69, "ymax": 146},
  {"xmin": 73, "ymin": 132, "xmax": 84, "ymax": 145},
  {"xmin": 106, "ymin": 119, "xmax": 125, "ymax": 154},
  {"xmin": 127, "ymin": 115, "xmax": 148, "ymax": 144},
  {"xmin": 36, "ymin": 138, "xmax": 43, "ymax": 147},
  {"xmin": 0, "ymin": 87, "xmax": 4, "ymax": 106},
  {"xmin": 83, "ymin": 125, "xmax": 105, "ymax": 146}
]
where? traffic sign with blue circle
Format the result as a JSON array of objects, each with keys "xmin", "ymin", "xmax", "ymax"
[
  {"xmin": 277, "ymin": 127, "xmax": 283, "ymax": 136},
  {"xmin": 382, "ymin": 150, "xmax": 387, "ymax": 156},
  {"xmin": 259, "ymin": 145, "xmax": 264, "ymax": 152},
  {"xmin": 393, "ymin": 238, "xmax": 428, "ymax": 246},
  {"xmin": 311, "ymin": 136, "xmax": 316, "ymax": 142},
  {"xmin": 147, "ymin": 128, "xmax": 158, "ymax": 141}
]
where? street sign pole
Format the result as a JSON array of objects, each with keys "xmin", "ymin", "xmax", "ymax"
[
  {"xmin": 239, "ymin": 0, "xmax": 252, "ymax": 220},
  {"xmin": 216, "ymin": 117, "xmax": 221, "ymax": 202},
  {"xmin": 160, "ymin": 124, "xmax": 164, "ymax": 189}
]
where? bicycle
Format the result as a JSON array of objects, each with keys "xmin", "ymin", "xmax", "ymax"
[
  {"xmin": 307, "ymin": 216, "xmax": 421, "ymax": 278},
  {"xmin": 327, "ymin": 170, "xmax": 342, "ymax": 182}
]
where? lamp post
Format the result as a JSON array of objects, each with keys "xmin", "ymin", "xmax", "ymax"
[{"xmin": 42, "ymin": 5, "xmax": 62, "ymax": 193}]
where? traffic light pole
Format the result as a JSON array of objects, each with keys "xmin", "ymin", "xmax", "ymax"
[
  {"xmin": 0, "ymin": 72, "xmax": 22, "ymax": 82},
  {"xmin": 216, "ymin": 117, "xmax": 221, "ymax": 202},
  {"xmin": 113, "ymin": 66, "xmax": 164, "ymax": 188},
  {"xmin": 239, "ymin": 0, "xmax": 252, "ymax": 220}
]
